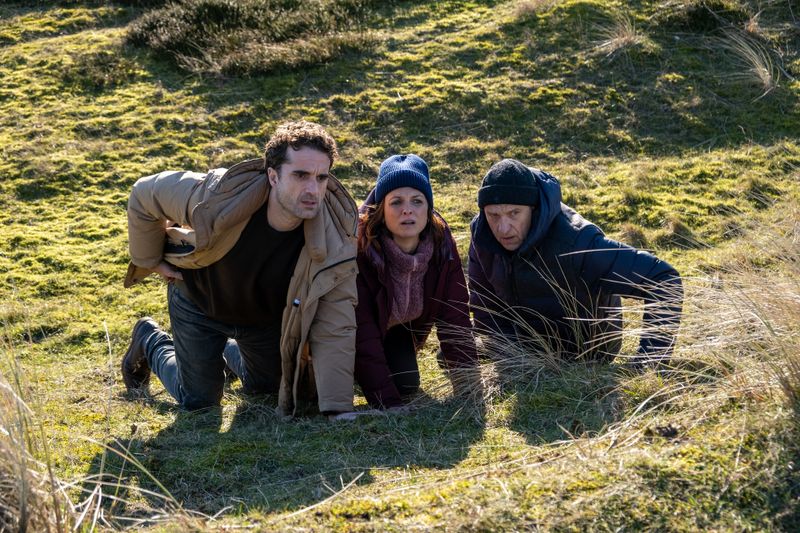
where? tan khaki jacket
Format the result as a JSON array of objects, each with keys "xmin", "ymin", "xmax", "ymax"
[{"xmin": 125, "ymin": 158, "xmax": 358, "ymax": 416}]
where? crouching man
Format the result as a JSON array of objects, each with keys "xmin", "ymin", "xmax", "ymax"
[
  {"xmin": 469, "ymin": 159, "xmax": 683, "ymax": 367},
  {"xmin": 121, "ymin": 121, "xmax": 358, "ymax": 417}
]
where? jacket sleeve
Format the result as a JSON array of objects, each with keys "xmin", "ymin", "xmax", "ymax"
[
  {"xmin": 354, "ymin": 258, "xmax": 404, "ymax": 409},
  {"xmin": 127, "ymin": 170, "xmax": 205, "ymax": 268},
  {"xmin": 574, "ymin": 232, "xmax": 683, "ymax": 362},
  {"xmin": 435, "ymin": 240, "xmax": 478, "ymax": 369},
  {"xmin": 308, "ymin": 266, "xmax": 358, "ymax": 414},
  {"xmin": 468, "ymin": 241, "xmax": 517, "ymax": 339}
]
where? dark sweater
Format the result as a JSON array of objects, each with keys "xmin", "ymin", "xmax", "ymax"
[{"xmin": 181, "ymin": 202, "xmax": 305, "ymax": 326}]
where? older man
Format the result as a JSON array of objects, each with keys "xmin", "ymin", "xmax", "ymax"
[
  {"xmin": 468, "ymin": 159, "xmax": 683, "ymax": 366},
  {"xmin": 121, "ymin": 121, "xmax": 358, "ymax": 416}
]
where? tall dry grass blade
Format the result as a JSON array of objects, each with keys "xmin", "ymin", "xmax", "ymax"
[
  {"xmin": 614, "ymin": 206, "xmax": 800, "ymax": 431},
  {"xmin": 0, "ymin": 320, "xmax": 201, "ymax": 531}
]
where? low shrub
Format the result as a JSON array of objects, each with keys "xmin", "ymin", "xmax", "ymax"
[
  {"xmin": 126, "ymin": 0, "xmax": 400, "ymax": 75},
  {"xmin": 652, "ymin": 0, "xmax": 751, "ymax": 32}
]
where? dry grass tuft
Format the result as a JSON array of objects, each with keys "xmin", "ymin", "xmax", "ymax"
[
  {"xmin": 0, "ymin": 336, "xmax": 202, "ymax": 530},
  {"xmin": 717, "ymin": 29, "xmax": 781, "ymax": 98},
  {"xmin": 514, "ymin": 0, "xmax": 558, "ymax": 18},
  {"xmin": 0, "ymin": 354, "xmax": 72, "ymax": 532},
  {"xmin": 617, "ymin": 223, "xmax": 649, "ymax": 249},
  {"xmin": 652, "ymin": 215, "xmax": 705, "ymax": 249},
  {"xmin": 743, "ymin": 10, "xmax": 763, "ymax": 36},
  {"xmin": 594, "ymin": 13, "xmax": 647, "ymax": 59},
  {"xmin": 613, "ymin": 207, "xmax": 800, "ymax": 432}
]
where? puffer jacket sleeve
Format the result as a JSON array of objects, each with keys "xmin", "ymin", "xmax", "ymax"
[
  {"xmin": 435, "ymin": 236, "xmax": 478, "ymax": 369},
  {"xmin": 308, "ymin": 265, "xmax": 358, "ymax": 414},
  {"xmin": 468, "ymin": 241, "xmax": 517, "ymax": 339},
  {"xmin": 354, "ymin": 255, "xmax": 404, "ymax": 409},
  {"xmin": 127, "ymin": 170, "xmax": 205, "ymax": 268},
  {"xmin": 573, "ymin": 231, "xmax": 683, "ymax": 363}
]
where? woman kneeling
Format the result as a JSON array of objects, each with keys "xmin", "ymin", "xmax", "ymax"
[{"xmin": 356, "ymin": 154, "xmax": 478, "ymax": 410}]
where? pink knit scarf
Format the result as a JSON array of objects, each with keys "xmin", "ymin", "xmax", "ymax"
[{"xmin": 380, "ymin": 234, "xmax": 434, "ymax": 328}]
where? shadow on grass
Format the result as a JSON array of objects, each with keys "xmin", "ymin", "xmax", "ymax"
[
  {"xmin": 83, "ymin": 388, "xmax": 485, "ymax": 518},
  {"xmin": 497, "ymin": 361, "xmax": 625, "ymax": 445}
]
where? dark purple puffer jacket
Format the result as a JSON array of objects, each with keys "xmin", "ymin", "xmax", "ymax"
[{"xmin": 355, "ymin": 207, "xmax": 477, "ymax": 408}]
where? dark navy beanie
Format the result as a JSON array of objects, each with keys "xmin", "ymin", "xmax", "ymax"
[
  {"xmin": 375, "ymin": 154, "xmax": 434, "ymax": 208},
  {"xmin": 477, "ymin": 158, "xmax": 539, "ymax": 208}
]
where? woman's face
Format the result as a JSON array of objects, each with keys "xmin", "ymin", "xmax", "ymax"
[{"xmin": 383, "ymin": 187, "xmax": 429, "ymax": 241}]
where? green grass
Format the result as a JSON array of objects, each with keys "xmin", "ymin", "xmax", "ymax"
[{"xmin": 1, "ymin": 0, "xmax": 800, "ymax": 529}]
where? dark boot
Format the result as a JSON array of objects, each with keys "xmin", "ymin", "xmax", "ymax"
[{"xmin": 121, "ymin": 317, "xmax": 159, "ymax": 393}]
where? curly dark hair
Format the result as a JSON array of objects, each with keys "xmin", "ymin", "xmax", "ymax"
[{"xmin": 263, "ymin": 120, "xmax": 338, "ymax": 172}]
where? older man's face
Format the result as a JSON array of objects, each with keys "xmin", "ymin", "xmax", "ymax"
[{"xmin": 484, "ymin": 203, "xmax": 534, "ymax": 252}]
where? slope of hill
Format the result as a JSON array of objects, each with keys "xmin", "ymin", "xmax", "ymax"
[{"xmin": 1, "ymin": 0, "xmax": 798, "ymax": 530}]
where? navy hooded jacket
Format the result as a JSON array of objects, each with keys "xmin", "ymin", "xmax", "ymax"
[{"xmin": 468, "ymin": 168, "xmax": 683, "ymax": 362}]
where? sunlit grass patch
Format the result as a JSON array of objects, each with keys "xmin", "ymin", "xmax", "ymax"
[
  {"xmin": 0, "ymin": 0, "xmax": 799, "ymax": 529},
  {"xmin": 0, "ymin": 4, "xmax": 128, "ymax": 45}
]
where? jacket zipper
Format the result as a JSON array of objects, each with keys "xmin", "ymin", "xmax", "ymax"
[{"xmin": 310, "ymin": 256, "xmax": 357, "ymax": 284}]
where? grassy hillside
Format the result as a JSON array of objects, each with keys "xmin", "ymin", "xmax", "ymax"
[{"xmin": 1, "ymin": 0, "xmax": 799, "ymax": 530}]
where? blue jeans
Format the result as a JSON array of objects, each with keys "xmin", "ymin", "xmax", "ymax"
[{"xmin": 144, "ymin": 283, "xmax": 283, "ymax": 410}]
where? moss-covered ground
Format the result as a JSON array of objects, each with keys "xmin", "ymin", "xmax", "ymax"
[{"xmin": 1, "ymin": 0, "xmax": 799, "ymax": 530}]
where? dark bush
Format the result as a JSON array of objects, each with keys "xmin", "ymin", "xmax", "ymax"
[
  {"xmin": 126, "ymin": 0, "xmax": 397, "ymax": 75},
  {"xmin": 653, "ymin": 0, "xmax": 750, "ymax": 32}
]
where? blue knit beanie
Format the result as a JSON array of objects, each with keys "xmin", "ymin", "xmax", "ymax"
[{"xmin": 374, "ymin": 154, "xmax": 434, "ymax": 208}]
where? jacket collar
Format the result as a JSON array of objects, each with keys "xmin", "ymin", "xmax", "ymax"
[
  {"xmin": 219, "ymin": 159, "xmax": 357, "ymax": 265},
  {"xmin": 303, "ymin": 173, "xmax": 357, "ymax": 263}
]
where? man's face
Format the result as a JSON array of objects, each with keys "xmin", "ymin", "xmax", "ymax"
[
  {"xmin": 484, "ymin": 203, "xmax": 534, "ymax": 252},
  {"xmin": 268, "ymin": 146, "xmax": 330, "ymax": 227}
]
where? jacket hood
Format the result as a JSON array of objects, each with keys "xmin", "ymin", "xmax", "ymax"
[{"xmin": 471, "ymin": 167, "xmax": 562, "ymax": 255}]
